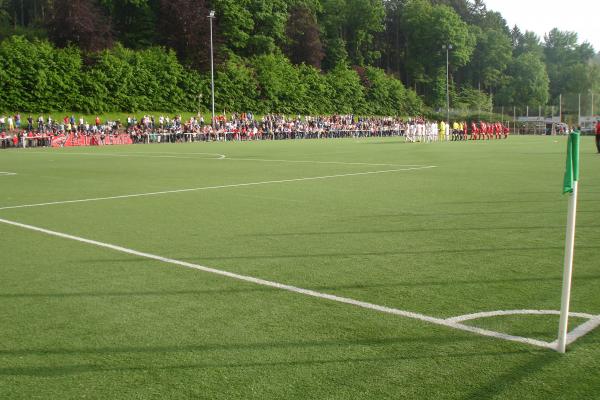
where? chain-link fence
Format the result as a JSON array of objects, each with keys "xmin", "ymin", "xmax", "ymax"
[{"xmin": 434, "ymin": 93, "xmax": 599, "ymax": 135}]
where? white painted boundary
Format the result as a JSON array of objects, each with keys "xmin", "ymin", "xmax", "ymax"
[
  {"xmin": 450, "ymin": 309, "xmax": 600, "ymax": 351},
  {"xmin": 446, "ymin": 309, "xmax": 596, "ymax": 323},
  {"xmin": 555, "ymin": 316, "xmax": 600, "ymax": 347},
  {"xmin": 21, "ymin": 151, "xmax": 420, "ymax": 167},
  {"xmin": 224, "ymin": 157, "xmax": 422, "ymax": 168},
  {"xmin": 0, "ymin": 172, "xmax": 17, "ymax": 176},
  {"xmin": 0, "ymin": 166, "xmax": 436, "ymax": 211},
  {"xmin": 3, "ymin": 216, "xmax": 599, "ymax": 350}
]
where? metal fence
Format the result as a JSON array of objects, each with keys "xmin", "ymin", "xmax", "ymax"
[{"xmin": 442, "ymin": 93, "xmax": 599, "ymax": 135}]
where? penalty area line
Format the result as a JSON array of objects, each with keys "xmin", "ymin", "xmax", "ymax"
[
  {"xmin": 0, "ymin": 166, "xmax": 436, "ymax": 211},
  {"xmin": 0, "ymin": 172, "xmax": 17, "ymax": 176},
  {"xmin": 0, "ymin": 217, "xmax": 556, "ymax": 350}
]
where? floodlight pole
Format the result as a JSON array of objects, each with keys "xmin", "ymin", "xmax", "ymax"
[
  {"xmin": 559, "ymin": 94, "xmax": 562, "ymax": 123},
  {"xmin": 443, "ymin": 44, "xmax": 452, "ymax": 126},
  {"xmin": 208, "ymin": 10, "xmax": 217, "ymax": 140}
]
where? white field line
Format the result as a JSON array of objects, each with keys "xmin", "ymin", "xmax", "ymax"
[
  {"xmin": 224, "ymin": 157, "xmax": 423, "ymax": 168},
  {"xmin": 0, "ymin": 172, "xmax": 17, "ymax": 176},
  {"xmin": 0, "ymin": 166, "xmax": 436, "ymax": 211},
  {"xmin": 0, "ymin": 217, "xmax": 560, "ymax": 350},
  {"xmin": 549, "ymin": 316, "xmax": 600, "ymax": 348},
  {"xmin": 22, "ymin": 151, "xmax": 419, "ymax": 167},
  {"xmin": 446, "ymin": 309, "xmax": 597, "ymax": 323}
]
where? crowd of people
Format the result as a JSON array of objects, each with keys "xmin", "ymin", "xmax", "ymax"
[
  {"xmin": 404, "ymin": 119, "xmax": 510, "ymax": 142},
  {"xmin": 1, "ymin": 112, "xmax": 513, "ymax": 149},
  {"xmin": 0, "ymin": 113, "xmax": 124, "ymax": 148}
]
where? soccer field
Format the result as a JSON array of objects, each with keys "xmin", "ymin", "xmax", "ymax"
[{"xmin": 1, "ymin": 136, "xmax": 599, "ymax": 399}]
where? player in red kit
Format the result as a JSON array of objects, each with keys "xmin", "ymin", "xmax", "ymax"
[{"xmin": 595, "ymin": 120, "xmax": 600, "ymax": 153}]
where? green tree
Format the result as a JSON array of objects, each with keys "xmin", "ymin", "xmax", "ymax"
[
  {"xmin": 250, "ymin": 53, "xmax": 304, "ymax": 114},
  {"xmin": 297, "ymin": 63, "xmax": 332, "ymax": 114},
  {"xmin": 320, "ymin": 0, "xmax": 385, "ymax": 68},
  {"xmin": 544, "ymin": 29, "xmax": 596, "ymax": 100},
  {"xmin": 325, "ymin": 63, "xmax": 367, "ymax": 113},
  {"xmin": 496, "ymin": 53, "xmax": 549, "ymax": 107},
  {"xmin": 467, "ymin": 27, "xmax": 512, "ymax": 91},
  {"xmin": 100, "ymin": 0, "xmax": 157, "ymax": 49},
  {"xmin": 513, "ymin": 30, "xmax": 544, "ymax": 58},
  {"xmin": 285, "ymin": 4, "xmax": 324, "ymax": 69},
  {"xmin": 0, "ymin": 36, "xmax": 83, "ymax": 111},
  {"xmin": 214, "ymin": 55, "xmax": 260, "ymax": 113},
  {"xmin": 401, "ymin": 0, "xmax": 475, "ymax": 106},
  {"xmin": 213, "ymin": 0, "xmax": 288, "ymax": 56}
]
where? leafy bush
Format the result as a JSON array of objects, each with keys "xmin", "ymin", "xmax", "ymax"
[{"xmin": 0, "ymin": 36, "xmax": 423, "ymax": 116}]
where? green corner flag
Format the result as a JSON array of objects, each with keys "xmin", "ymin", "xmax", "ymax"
[
  {"xmin": 563, "ymin": 131, "xmax": 580, "ymax": 194},
  {"xmin": 558, "ymin": 129, "xmax": 581, "ymax": 353}
]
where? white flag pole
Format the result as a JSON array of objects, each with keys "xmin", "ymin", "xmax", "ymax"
[{"xmin": 557, "ymin": 180, "xmax": 578, "ymax": 353}]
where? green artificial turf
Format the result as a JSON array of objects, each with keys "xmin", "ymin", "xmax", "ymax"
[{"xmin": 0, "ymin": 136, "xmax": 599, "ymax": 399}]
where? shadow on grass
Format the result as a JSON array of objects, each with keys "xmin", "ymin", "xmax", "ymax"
[
  {"xmin": 3, "ymin": 274, "xmax": 599, "ymax": 299},
  {"xmin": 0, "ymin": 335, "xmax": 484, "ymax": 357},
  {"xmin": 437, "ymin": 199, "xmax": 597, "ymax": 204},
  {"xmin": 351, "ymin": 210, "xmax": 600, "ymax": 218},
  {"xmin": 0, "ymin": 335, "xmax": 540, "ymax": 377},
  {"xmin": 461, "ymin": 352, "xmax": 561, "ymax": 400},
  {"xmin": 188, "ymin": 246, "xmax": 588, "ymax": 261},
  {"xmin": 243, "ymin": 225, "xmax": 600, "ymax": 237}
]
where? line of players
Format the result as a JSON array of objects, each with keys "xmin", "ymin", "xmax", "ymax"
[{"xmin": 406, "ymin": 120, "xmax": 510, "ymax": 143}]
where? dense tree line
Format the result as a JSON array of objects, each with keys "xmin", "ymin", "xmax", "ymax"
[
  {"xmin": 0, "ymin": 0, "xmax": 598, "ymax": 114},
  {"xmin": 0, "ymin": 36, "xmax": 423, "ymax": 114}
]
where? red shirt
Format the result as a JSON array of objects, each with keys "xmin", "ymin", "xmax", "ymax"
[{"xmin": 595, "ymin": 122, "xmax": 600, "ymax": 135}]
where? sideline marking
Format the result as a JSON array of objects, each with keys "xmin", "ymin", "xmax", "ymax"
[
  {"xmin": 3, "ymin": 217, "xmax": 597, "ymax": 350},
  {"xmin": 551, "ymin": 316, "xmax": 600, "ymax": 347},
  {"xmin": 21, "ymin": 151, "xmax": 419, "ymax": 167},
  {"xmin": 446, "ymin": 309, "xmax": 597, "ymax": 323},
  {"xmin": 0, "ymin": 172, "xmax": 17, "ymax": 176},
  {"xmin": 0, "ymin": 166, "xmax": 436, "ymax": 211},
  {"xmin": 224, "ymin": 157, "xmax": 422, "ymax": 168}
]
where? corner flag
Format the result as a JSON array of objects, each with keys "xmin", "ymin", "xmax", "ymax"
[
  {"xmin": 562, "ymin": 132, "xmax": 580, "ymax": 194},
  {"xmin": 557, "ymin": 130, "xmax": 581, "ymax": 353}
]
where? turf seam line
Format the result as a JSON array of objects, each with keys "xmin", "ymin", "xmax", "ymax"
[
  {"xmin": 0, "ymin": 166, "xmax": 436, "ymax": 211},
  {"xmin": 1, "ymin": 216, "xmax": 588, "ymax": 351}
]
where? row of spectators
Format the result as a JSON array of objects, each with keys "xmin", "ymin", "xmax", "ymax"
[
  {"xmin": 0, "ymin": 114, "xmax": 120, "ymax": 135},
  {"xmin": 0, "ymin": 112, "xmax": 511, "ymax": 149}
]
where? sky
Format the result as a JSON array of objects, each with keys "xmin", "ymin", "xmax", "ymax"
[{"xmin": 484, "ymin": 0, "xmax": 600, "ymax": 52}]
